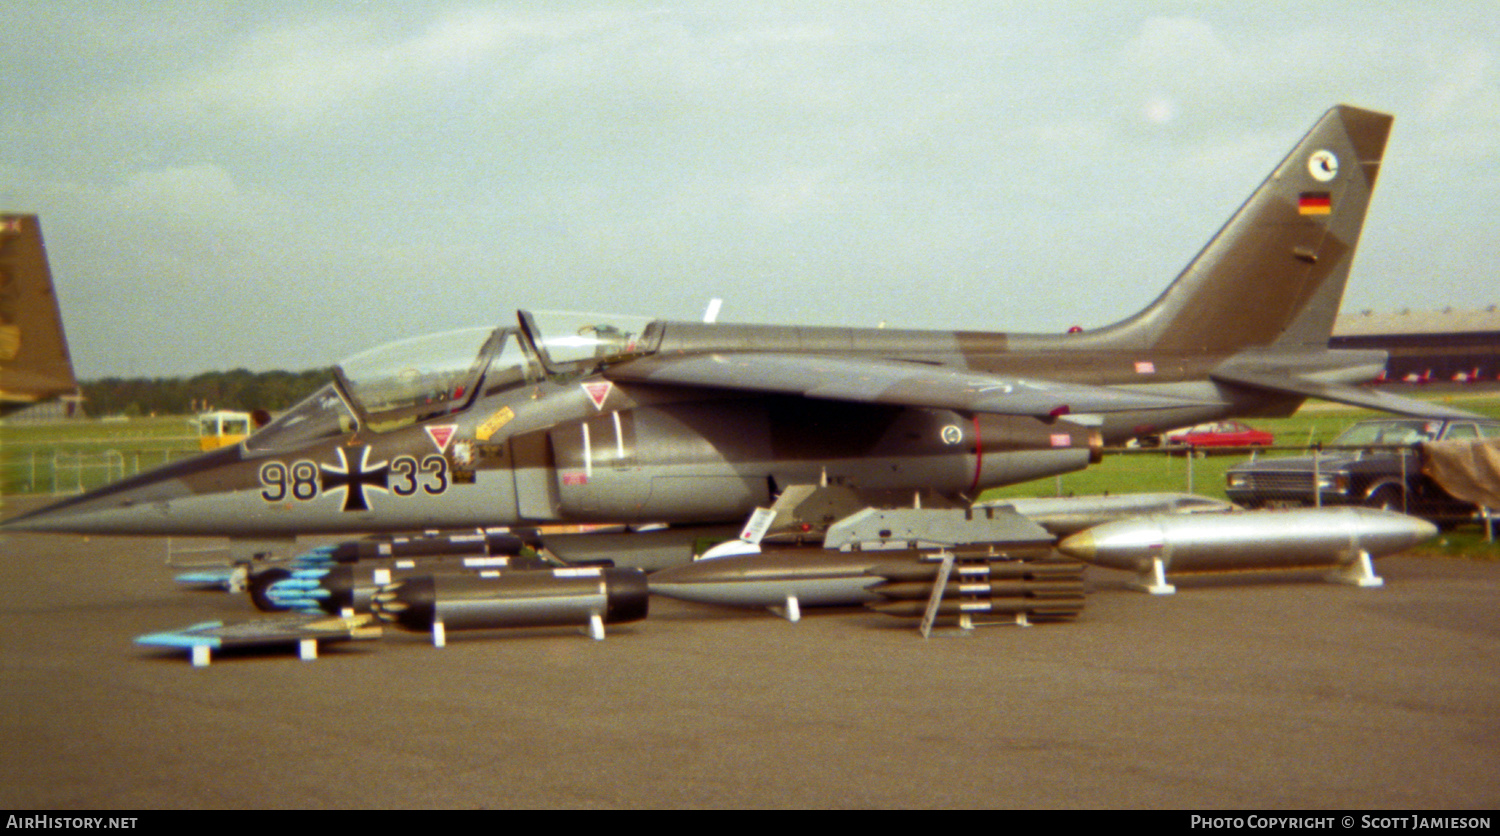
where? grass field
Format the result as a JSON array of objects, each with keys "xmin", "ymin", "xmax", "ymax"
[
  {"xmin": 0, "ymin": 415, "xmax": 201, "ymax": 495},
  {"xmin": 5, "ymin": 391, "xmax": 1498, "ymax": 556}
]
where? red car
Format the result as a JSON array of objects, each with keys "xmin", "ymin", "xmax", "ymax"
[{"xmin": 1162, "ymin": 421, "xmax": 1274, "ymax": 449}]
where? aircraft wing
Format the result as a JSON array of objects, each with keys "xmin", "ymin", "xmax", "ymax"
[
  {"xmin": 607, "ymin": 352, "xmax": 1214, "ymax": 417},
  {"xmin": 1210, "ymin": 367, "xmax": 1484, "ymax": 419}
]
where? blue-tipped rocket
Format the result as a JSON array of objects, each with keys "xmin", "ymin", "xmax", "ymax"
[
  {"xmin": 262, "ymin": 570, "xmax": 334, "ymax": 611},
  {"xmin": 1056, "ymin": 507, "xmax": 1437, "ymax": 594},
  {"xmin": 370, "ymin": 567, "xmax": 650, "ymax": 643},
  {"xmin": 134, "ymin": 613, "xmax": 381, "ymax": 667},
  {"xmin": 205, "ymin": 530, "xmax": 534, "ymax": 606},
  {"xmin": 257, "ymin": 552, "xmax": 551, "ymax": 614},
  {"xmin": 174, "ymin": 567, "xmax": 243, "ymax": 589}
]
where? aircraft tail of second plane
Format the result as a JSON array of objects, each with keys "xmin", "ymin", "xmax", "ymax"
[{"xmin": 0, "ymin": 214, "xmax": 79, "ymax": 416}]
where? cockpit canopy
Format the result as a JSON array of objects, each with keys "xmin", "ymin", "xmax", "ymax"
[
  {"xmin": 245, "ymin": 310, "xmax": 658, "ymax": 452},
  {"xmin": 518, "ymin": 310, "xmax": 657, "ymax": 372},
  {"xmin": 337, "ymin": 327, "xmax": 506, "ymax": 430}
]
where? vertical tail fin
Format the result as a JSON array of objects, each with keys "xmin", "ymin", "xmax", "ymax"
[
  {"xmin": 0, "ymin": 214, "xmax": 79, "ymax": 416},
  {"xmin": 1095, "ymin": 105, "xmax": 1393, "ymax": 353}
]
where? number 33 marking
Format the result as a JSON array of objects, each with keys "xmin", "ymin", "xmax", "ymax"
[{"xmin": 390, "ymin": 455, "xmax": 449, "ymax": 496}]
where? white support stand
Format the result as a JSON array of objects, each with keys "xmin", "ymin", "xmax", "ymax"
[
  {"xmin": 191, "ymin": 645, "xmax": 211, "ymax": 668},
  {"xmin": 1013, "ymin": 611, "xmax": 1031, "ymax": 627},
  {"xmin": 1132, "ymin": 557, "xmax": 1177, "ymax": 595},
  {"xmin": 298, "ymin": 639, "xmax": 318, "ymax": 661},
  {"xmin": 1327, "ymin": 550, "xmax": 1384, "ymax": 588},
  {"xmin": 586, "ymin": 613, "xmax": 605, "ymax": 640},
  {"xmin": 432, "ymin": 620, "xmax": 447, "ymax": 648},
  {"xmin": 770, "ymin": 595, "xmax": 801, "ymax": 623}
]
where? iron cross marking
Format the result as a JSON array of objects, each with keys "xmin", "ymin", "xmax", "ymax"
[{"xmin": 320, "ymin": 446, "xmax": 390, "ymax": 512}]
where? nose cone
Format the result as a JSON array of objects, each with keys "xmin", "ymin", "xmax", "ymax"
[
  {"xmin": 0, "ymin": 445, "xmax": 241, "ymax": 536},
  {"xmin": 1057, "ymin": 518, "xmax": 1167, "ymax": 570},
  {"xmin": 1350, "ymin": 507, "xmax": 1438, "ymax": 554},
  {"xmin": 2, "ymin": 483, "xmax": 186, "ymax": 535},
  {"xmin": 1055, "ymin": 529, "xmax": 1097, "ymax": 562}
]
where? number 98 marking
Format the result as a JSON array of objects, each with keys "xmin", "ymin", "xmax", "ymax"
[{"xmin": 259, "ymin": 460, "xmax": 322, "ymax": 502}]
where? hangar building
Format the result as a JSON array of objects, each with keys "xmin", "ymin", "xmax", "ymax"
[{"xmin": 1332, "ymin": 307, "xmax": 1500, "ymax": 384}]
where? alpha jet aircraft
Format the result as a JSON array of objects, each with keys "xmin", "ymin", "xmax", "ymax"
[{"xmin": 3, "ymin": 105, "xmax": 1472, "ymax": 543}]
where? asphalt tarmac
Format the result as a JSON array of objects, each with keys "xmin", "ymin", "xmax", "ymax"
[{"xmin": 2, "ymin": 497, "xmax": 1497, "ymax": 809}]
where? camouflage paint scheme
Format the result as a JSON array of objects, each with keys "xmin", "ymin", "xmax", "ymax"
[{"xmin": 5, "ymin": 105, "xmax": 1474, "ymax": 539}]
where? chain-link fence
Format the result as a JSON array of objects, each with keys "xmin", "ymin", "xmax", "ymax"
[{"xmin": 1, "ymin": 447, "xmax": 200, "ymax": 496}]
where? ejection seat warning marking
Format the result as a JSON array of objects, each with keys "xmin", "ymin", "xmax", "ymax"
[
  {"xmin": 583, "ymin": 381, "xmax": 612, "ymax": 410},
  {"xmin": 426, "ymin": 424, "xmax": 457, "ymax": 453},
  {"xmin": 258, "ymin": 448, "xmax": 449, "ymax": 510}
]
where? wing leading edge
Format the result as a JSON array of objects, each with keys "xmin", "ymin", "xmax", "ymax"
[{"xmin": 607, "ymin": 352, "xmax": 1217, "ymax": 418}]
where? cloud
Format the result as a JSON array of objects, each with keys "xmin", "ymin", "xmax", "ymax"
[
  {"xmin": 1118, "ymin": 17, "xmax": 1235, "ymax": 121},
  {"xmin": 109, "ymin": 164, "xmax": 241, "ymax": 213},
  {"xmin": 4, "ymin": 3, "xmax": 1498, "ymax": 376}
]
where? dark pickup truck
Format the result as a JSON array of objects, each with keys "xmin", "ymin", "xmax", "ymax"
[{"xmin": 1224, "ymin": 417, "xmax": 1500, "ymax": 521}]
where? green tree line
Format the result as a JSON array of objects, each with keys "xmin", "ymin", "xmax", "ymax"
[{"xmin": 81, "ymin": 368, "xmax": 333, "ymax": 417}]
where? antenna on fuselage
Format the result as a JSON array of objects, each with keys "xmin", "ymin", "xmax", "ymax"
[{"xmin": 702, "ymin": 298, "xmax": 723, "ymax": 324}]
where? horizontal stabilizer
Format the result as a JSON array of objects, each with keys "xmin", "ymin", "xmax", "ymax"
[
  {"xmin": 1211, "ymin": 366, "xmax": 1482, "ymax": 419},
  {"xmin": 609, "ymin": 352, "xmax": 1217, "ymax": 418}
]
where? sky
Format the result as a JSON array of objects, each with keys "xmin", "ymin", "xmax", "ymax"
[{"xmin": 2, "ymin": 2, "xmax": 1497, "ymax": 378}]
